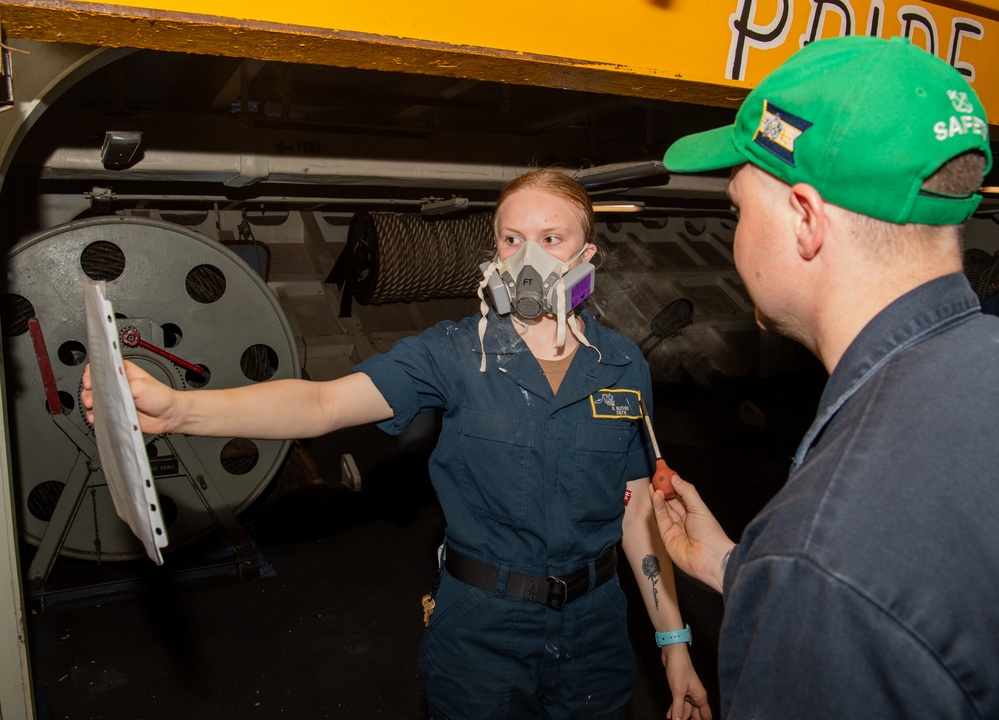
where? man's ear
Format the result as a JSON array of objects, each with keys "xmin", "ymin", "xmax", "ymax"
[{"xmin": 789, "ymin": 184, "xmax": 825, "ymax": 260}]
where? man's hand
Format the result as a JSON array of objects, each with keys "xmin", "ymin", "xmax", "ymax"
[
  {"xmin": 82, "ymin": 360, "xmax": 180, "ymax": 436},
  {"xmin": 649, "ymin": 475, "xmax": 736, "ymax": 595}
]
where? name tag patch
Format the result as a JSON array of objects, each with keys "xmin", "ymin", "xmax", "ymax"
[{"xmin": 590, "ymin": 389, "xmax": 642, "ymax": 419}]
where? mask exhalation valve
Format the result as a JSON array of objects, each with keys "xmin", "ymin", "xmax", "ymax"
[{"xmin": 514, "ymin": 266, "xmax": 546, "ymax": 318}]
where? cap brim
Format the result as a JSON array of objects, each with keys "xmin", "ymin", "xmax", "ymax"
[{"xmin": 663, "ymin": 125, "xmax": 746, "ymax": 174}]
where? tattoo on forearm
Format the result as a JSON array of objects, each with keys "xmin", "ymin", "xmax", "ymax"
[{"xmin": 642, "ymin": 555, "xmax": 661, "ymax": 609}]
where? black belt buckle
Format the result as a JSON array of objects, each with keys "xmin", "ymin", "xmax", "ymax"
[{"xmin": 546, "ymin": 576, "xmax": 569, "ymax": 611}]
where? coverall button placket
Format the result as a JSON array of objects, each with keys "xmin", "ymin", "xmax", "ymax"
[{"xmin": 540, "ymin": 393, "xmax": 566, "ymax": 564}]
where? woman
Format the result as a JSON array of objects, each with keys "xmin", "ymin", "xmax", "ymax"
[{"xmin": 83, "ymin": 168, "xmax": 710, "ymax": 720}]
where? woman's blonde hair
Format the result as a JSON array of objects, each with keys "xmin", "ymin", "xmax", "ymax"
[{"xmin": 493, "ymin": 168, "xmax": 596, "ymax": 245}]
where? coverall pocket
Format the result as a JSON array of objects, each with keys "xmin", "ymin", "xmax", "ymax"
[
  {"xmin": 569, "ymin": 422, "xmax": 633, "ymax": 526},
  {"xmin": 457, "ymin": 408, "xmax": 534, "ymax": 526}
]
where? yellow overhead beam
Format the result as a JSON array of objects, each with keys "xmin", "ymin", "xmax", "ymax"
[{"xmin": 1, "ymin": 0, "xmax": 998, "ymax": 115}]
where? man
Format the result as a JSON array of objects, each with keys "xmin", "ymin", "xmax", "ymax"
[{"xmin": 650, "ymin": 35, "xmax": 997, "ymax": 718}]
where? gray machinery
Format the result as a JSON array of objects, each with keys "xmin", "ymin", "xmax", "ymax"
[{"xmin": 2, "ymin": 216, "xmax": 300, "ymax": 592}]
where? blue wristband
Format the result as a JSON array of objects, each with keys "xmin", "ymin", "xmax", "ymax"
[{"xmin": 655, "ymin": 624, "xmax": 692, "ymax": 647}]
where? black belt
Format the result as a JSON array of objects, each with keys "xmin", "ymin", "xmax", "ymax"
[{"xmin": 444, "ymin": 546, "xmax": 617, "ymax": 612}]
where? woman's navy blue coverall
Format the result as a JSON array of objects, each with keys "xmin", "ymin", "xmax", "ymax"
[{"xmin": 355, "ymin": 307, "xmax": 655, "ymax": 719}]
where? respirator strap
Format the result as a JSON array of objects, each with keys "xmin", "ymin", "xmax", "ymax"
[
  {"xmin": 554, "ymin": 276, "xmax": 568, "ymax": 349},
  {"xmin": 568, "ymin": 313, "xmax": 601, "ymax": 363},
  {"xmin": 554, "ymin": 253, "xmax": 600, "ymax": 362},
  {"xmin": 476, "ymin": 261, "xmax": 499, "ymax": 372}
]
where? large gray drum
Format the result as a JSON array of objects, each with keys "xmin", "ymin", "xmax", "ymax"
[{"xmin": 3, "ymin": 216, "xmax": 299, "ymax": 561}]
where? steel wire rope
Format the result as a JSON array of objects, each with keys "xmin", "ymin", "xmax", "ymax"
[{"xmin": 364, "ymin": 212, "xmax": 495, "ymax": 304}]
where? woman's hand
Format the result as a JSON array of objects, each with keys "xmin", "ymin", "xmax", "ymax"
[
  {"xmin": 82, "ymin": 360, "xmax": 181, "ymax": 436},
  {"xmin": 661, "ymin": 643, "xmax": 712, "ymax": 720}
]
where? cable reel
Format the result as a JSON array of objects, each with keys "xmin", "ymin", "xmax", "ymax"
[
  {"xmin": 3, "ymin": 216, "xmax": 300, "ymax": 563},
  {"xmin": 326, "ymin": 211, "xmax": 495, "ymax": 315}
]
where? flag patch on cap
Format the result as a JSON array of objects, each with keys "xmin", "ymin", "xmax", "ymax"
[{"xmin": 753, "ymin": 100, "xmax": 813, "ymax": 167}]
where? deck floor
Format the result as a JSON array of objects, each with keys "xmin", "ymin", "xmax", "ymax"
[{"xmin": 24, "ymin": 372, "xmax": 823, "ymax": 719}]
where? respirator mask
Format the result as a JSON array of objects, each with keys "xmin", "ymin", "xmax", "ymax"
[
  {"xmin": 479, "ymin": 241, "xmax": 595, "ymax": 320},
  {"xmin": 475, "ymin": 241, "xmax": 599, "ymax": 371}
]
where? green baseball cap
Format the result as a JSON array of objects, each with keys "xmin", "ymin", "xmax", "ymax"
[{"xmin": 664, "ymin": 36, "xmax": 992, "ymax": 225}]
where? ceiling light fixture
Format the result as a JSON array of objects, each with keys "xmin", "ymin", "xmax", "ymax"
[{"xmin": 592, "ymin": 201, "xmax": 646, "ymax": 213}]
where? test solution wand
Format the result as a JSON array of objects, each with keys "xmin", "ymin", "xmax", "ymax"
[{"xmin": 639, "ymin": 397, "xmax": 677, "ymax": 500}]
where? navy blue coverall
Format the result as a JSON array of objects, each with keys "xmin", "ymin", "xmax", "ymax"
[{"xmin": 355, "ymin": 307, "xmax": 655, "ymax": 719}]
